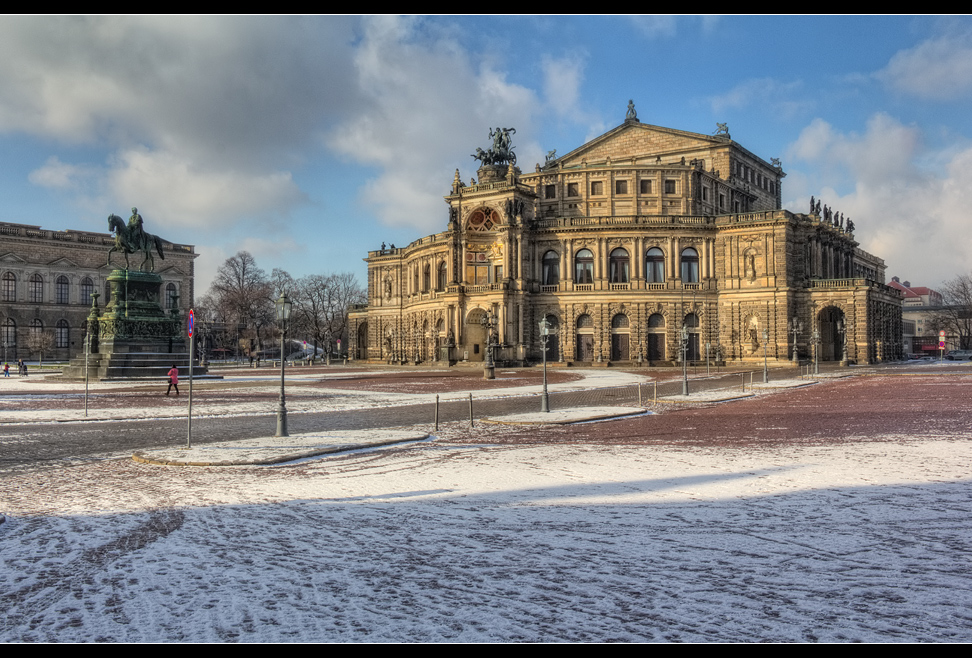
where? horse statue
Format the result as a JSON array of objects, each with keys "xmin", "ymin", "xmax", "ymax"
[{"xmin": 106, "ymin": 213, "xmax": 166, "ymax": 272}]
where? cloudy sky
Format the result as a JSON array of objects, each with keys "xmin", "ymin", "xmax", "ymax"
[{"xmin": 2, "ymin": 16, "xmax": 970, "ymax": 294}]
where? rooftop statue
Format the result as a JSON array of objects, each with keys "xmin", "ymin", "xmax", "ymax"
[
  {"xmin": 472, "ymin": 127, "xmax": 517, "ymax": 166},
  {"xmin": 106, "ymin": 207, "xmax": 167, "ymax": 272}
]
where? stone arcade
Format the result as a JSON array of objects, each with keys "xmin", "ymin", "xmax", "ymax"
[{"xmin": 349, "ymin": 109, "xmax": 902, "ymax": 367}]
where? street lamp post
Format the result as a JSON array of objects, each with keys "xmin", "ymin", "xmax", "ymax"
[
  {"xmin": 762, "ymin": 328, "xmax": 769, "ymax": 383},
  {"xmin": 681, "ymin": 324, "xmax": 689, "ymax": 396},
  {"xmin": 539, "ymin": 316, "xmax": 557, "ymax": 412},
  {"xmin": 275, "ymin": 292, "xmax": 292, "ymax": 437},
  {"xmin": 789, "ymin": 318, "xmax": 802, "ymax": 364},
  {"xmin": 813, "ymin": 328, "xmax": 820, "ymax": 375},
  {"xmin": 480, "ymin": 311, "xmax": 496, "ymax": 380},
  {"xmin": 837, "ymin": 319, "xmax": 849, "ymax": 366}
]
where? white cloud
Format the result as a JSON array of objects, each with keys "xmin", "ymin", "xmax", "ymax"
[
  {"xmin": 708, "ymin": 78, "xmax": 808, "ymax": 118},
  {"xmin": 785, "ymin": 114, "xmax": 970, "ymax": 286},
  {"xmin": 28, "ymin": 156, "xmax": 96, "ymax": 190},
  {"xmin": 629, "ymin": 16, "xmax": 677, "ymax": 39},
  {"xmin": 327, "ymin": 16, "xmax": 542, "ymax": 231},
  {"xmin": 877, "ymin": 33, "xmax": 972, "ymax": 100},
  {"xmin": 106, "ymin": 147, "xmax": 306, "ymax": 229}
]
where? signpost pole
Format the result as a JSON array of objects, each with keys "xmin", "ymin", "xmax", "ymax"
[{"xmin": 187, "ymin": 309, "xmax": 194, "ymax": 449}]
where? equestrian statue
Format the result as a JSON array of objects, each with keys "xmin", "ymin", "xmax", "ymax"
[{"xmin": 106, "ymin": 207, "xmax": 166, "ymax": 272}]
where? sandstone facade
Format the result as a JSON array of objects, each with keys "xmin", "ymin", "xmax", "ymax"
[{"xmin": 349, "ymin": 118, "xmax": 902, "ymax": 367}]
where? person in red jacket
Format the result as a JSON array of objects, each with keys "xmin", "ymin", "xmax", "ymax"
[{"xmin": 166, "ymin": 365, "xmax": 180, "ymax": 396}]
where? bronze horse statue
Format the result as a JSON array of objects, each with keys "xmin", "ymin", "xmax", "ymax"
[{"xmin": 106, "ymin": 214, "xmax": 166, "ymax": 272}]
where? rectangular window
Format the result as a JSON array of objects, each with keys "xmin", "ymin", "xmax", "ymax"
[
  {"xmin": 567, "ymin": 182, "xmax": 579, "ymax": 197},
  {"xmin": 615, "ymin": 180, "xmax": 628, "ymax": 195},
  {"xmin": 664, "ymin": 180, "xmax": 676, "ymax": 195},
  {"xmin": 590, "ymin": 181, "xmax": 603, "ymax": 195},
  {"xmin": 640, "ymin": 179, "xmax": 652, "ymax": 194},
  {"xmin": 702, "ymin": 187, "xmax": 708, "ymax": 201},
  {"xmin": 545, "ymin": 184, "xmax": 556, "ymax": 199}
]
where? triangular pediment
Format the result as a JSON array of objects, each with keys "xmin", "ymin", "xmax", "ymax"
[
  {"xmin": 552, "ymin": 121, "xmax": 729, "ymax": 168},
  {"xmin": 0, "ymin": 252, "xmax": 28, "ymax": 264},
  {"xmin": 157, "ymin": 265, "xmax": 187, "ymax": 277},
  {"xmin": 48, "ymin": 257, "xmax": 79, "ymax": 268}
]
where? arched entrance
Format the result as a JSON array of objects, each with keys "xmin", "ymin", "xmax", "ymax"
[
  {"xmin": 465, "ymin": 308, "xmax": 487, "ymax": 362},
  {"xmin": 818, "ymin": 306, "xmax": 845, "ymax": 361},
  {"xmin": 646, "ymin": 313, "xmax": 666, "ymax": 361},
  {"xmin": 684, "ymin": 313, "xmax": 701, "ymax": 361},
  {"xmin": 575, "ymin": 314, "xmax": 594, "ymax": 361},
  {"xmin": 357, "ymin": 322, "xmax": 369, "ymax": 360},
  {"xmin": 610, "ymin": 313, "xmax": 630, "ymax": 360}
]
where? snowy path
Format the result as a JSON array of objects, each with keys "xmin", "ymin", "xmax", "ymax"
[{"xmin": 2, "ymin": 434, "xmax": 972, "ymax": 641}]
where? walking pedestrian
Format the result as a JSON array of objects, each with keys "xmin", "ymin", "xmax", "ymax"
[
  {"xmin": 166, "ymin": 364, "xmax": 180, "ymax": 396},
  {"xmin": 3, "ymin": 363, "xmax": 8, "ymax": 377}
]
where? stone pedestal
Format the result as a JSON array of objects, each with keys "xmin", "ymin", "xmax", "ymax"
[{"xmin": 61, "ymin": 270, "xmax": 208, "ymax": 380}]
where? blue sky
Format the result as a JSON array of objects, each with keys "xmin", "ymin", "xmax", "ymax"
[{"xmin": 2, "ymin": 16, "xmax": 970, "ymax": 294}]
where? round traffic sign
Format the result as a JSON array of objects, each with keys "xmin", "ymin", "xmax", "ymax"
[{"xmin": 188, "ymin": 309, "xmax": 195, "ymax": 337}]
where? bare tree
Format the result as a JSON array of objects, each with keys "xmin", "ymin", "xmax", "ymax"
[
  {"xmin": 936, "ymin": 273, "xmax": 972, "ymax": 349},
  {"xmin": 27, "ymin": 330, "xmax": 55, "ymax": 366},
  {"xmin": 207, "ymin": 251, "xmax": 273, "ymax": 358},
  {"xmin": 295, "ymin": 272, "xmax": 365, "ymax": 358}
]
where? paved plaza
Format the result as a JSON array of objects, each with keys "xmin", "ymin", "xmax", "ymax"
[{"xmin": 2, "ymin": 362, "xmax": 972, "ymax": 641}]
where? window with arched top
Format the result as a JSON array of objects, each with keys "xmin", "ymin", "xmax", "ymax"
[
  {"xmin": 542, "ymin": 250, "xmax": 560, "ymax": 286},
  {"xmin": 80, "ymin": 277, "xmax": 94, "ymax": 305},
  {"xmin": 466, "ymin": 208, "xmax": 499, "ymax": 232},
  {"xmin": 646, "ymin": 248, "xmax": 665, "ymax": 283},
  {"xmin": 423, "ymin": 264, "xmax": 431, "ymax": 292},
  {"xmin": 166, "ymin": 283, "xmax": 177, "ymax": 309},
  {"xmin": 681, "ymin": 248, "xmax": 699, "ymax": 283},
  {"xmin": 612, "ymin": 314, "xmax": 628, "ymax": 329},
  {"xmin": 647, "ymin": 313, "xmax": 666, "ymax": 361},
  {"xmin": 437, "ymin": 262, "xmax": 447, "ymax": 291},
  {"xmin": 576, "ymin": 314, "xmax": 593, "ymax": 329},
  {"xmin": 56, "ymin": 319, "xmax": 70, "ymax": 348},
  {"xmin": 2, "ymin": 272, "xmax": 15, "ymax": 302},
  {"xmin": 29, "ymin": 274, "xmax": 43, "ymax": 303},
  {"xmin": 575, "ymin": 249, "xmax": 594, "ymax": 284},
  {"xmin": 2, "ymin": 318, "xmax": 15, "ymax": 348},
  {"xmin": 609, "ymin": 248, "xmax": 629, "ymax": 284},
  {"xmin": 56, "ymin": 276, "xmax": 69, "ymax": 304}
]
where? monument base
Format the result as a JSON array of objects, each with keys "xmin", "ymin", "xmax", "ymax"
[{"xmin": 60, "ymin": 269, "xmax": 208, "ymax": 381}]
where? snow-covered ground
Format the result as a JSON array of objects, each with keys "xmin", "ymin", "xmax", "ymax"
[{"xmin": 2, "ymin": 429, "xmax": 972, "ymax": 641}]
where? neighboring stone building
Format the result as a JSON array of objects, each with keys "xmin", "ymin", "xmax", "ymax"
[
  {"xmin": 349, "ymin": 110, "xmax": 903, "ymax": 366},
  {"xmin": 0, "ymin": 220, "xmax": 196, "ymax": 362}
]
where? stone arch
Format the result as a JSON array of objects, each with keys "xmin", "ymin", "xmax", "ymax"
[
  {"xmin": 817, "ymin": 305, "xmax": 847, "ymax": 362},
  {"xmin": 610, "ymin": 312, "xmax": 630, "ymax": 360}
]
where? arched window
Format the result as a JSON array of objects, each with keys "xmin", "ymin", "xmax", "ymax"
[
  {"xmin": 609, "ymin": 248, "xmax": 629, "ymax": 284},
  {"xmin": 575, "ymin": 249, "xmax": 594, "ymax": 284},
  {"xmin": 646, "ymin": 248, "xmax": 665, "ymax": 283},
  {"xmin": 56, "ymin": 319, "xmax": 70, "ymax": 348},
  {"xmin": 104, "ymin": 280, "xmax": 111, "ymax": 302},
  {"xmin": 29, "ymin": 274, "xmax": 43, "ymax": 303},
  {"xmin": 56, "ymin": 276, "xmax": 70, "ymax": 304},
  {"xmin": 166, "ymin": 283, "xmax": 177, "ymax": 309},
  {"xmin": 437, "ymin": 262, "xmax": 447, "ymax": 291},
  {"xmin": 80, "ymin": 277, "xmax": 94, "ymax": 305},
  {"xmin": 681, "ymin": 248, "xmax": 699, "ymax": 283},
  {"xmin": 423, "ymin": 264, "xmax": 431, "ymax": 292},
  {"xmin": 542, "ymin": 250, "xmax": 560, "ymax": 286},
  {"xmin": 30, "ymin": 318, "xmax": 43, "ymax": 334},
  {"xmin": 2, "ymin": 318, "xmax": 15, "ymax": 348},
  {"xmin": 1, "ymin": 272, "xmax": 14, "ymax": 302}
]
